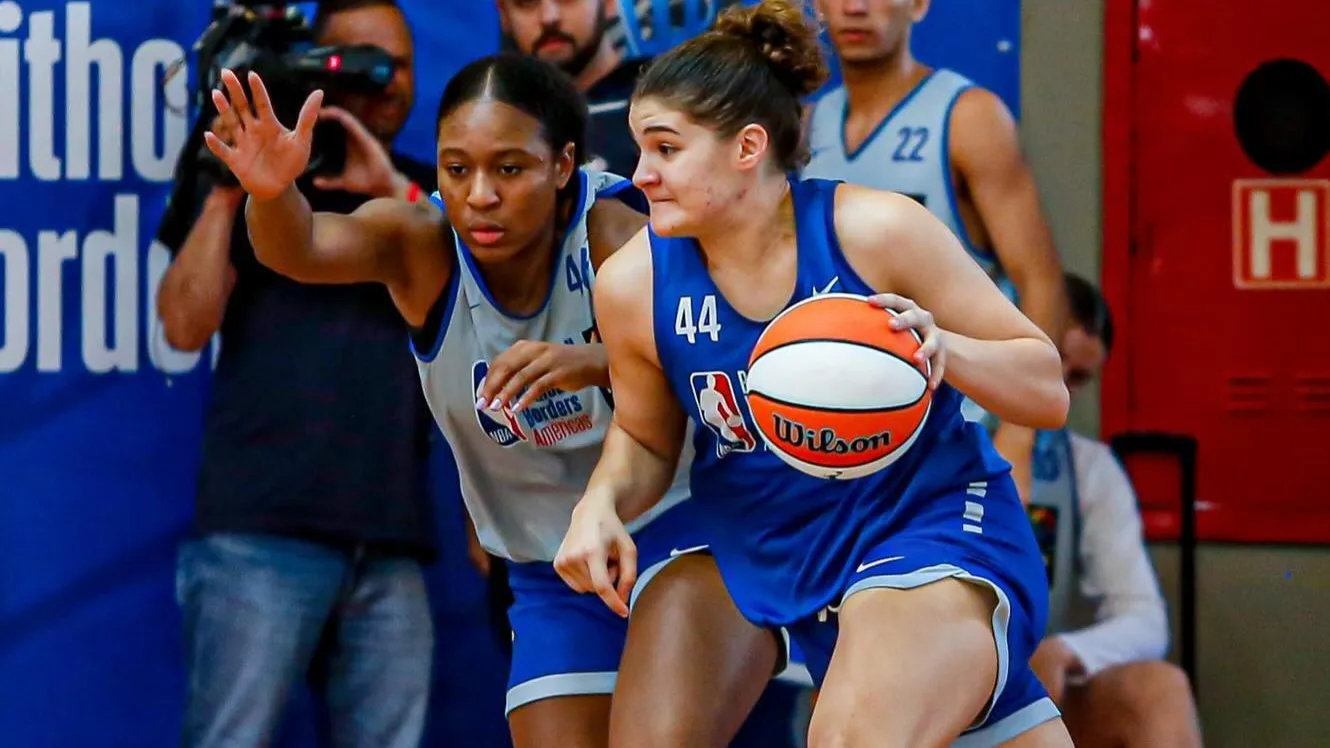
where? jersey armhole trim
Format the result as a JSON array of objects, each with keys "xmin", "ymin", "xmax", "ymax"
[
  {"xmin": 646, "ymin": 232, "xmax": 675, "ymax": 379},
  {"xmin": 408, "ymin": 259, "xmax": 461, "ymax": 363}
]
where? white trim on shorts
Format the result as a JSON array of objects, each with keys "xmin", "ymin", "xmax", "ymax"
[
  {"xmin": 505, "ymin": 671, "xmax": 618, "ymax": 715},
  {"xmin": 953, "ymin": 699, "xmax": 1061, "ymax": 748},
  {"xmin": 628, "ymin": 544, "xmax": 709, "ymax": 611},
  {"xmin": 840, "ymin": 563, "xmax": 1059, "ymax": 745}
]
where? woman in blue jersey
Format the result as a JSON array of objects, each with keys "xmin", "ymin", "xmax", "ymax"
[
  {"xmin": 203, "ymin": 53, "xmax": 779, "ymax": 748},
  {"xmin": 556, "ymin": 2, "xmax": 1074, "ymax": 746}
]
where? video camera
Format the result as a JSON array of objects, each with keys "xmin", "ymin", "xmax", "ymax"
[{"xmin": 156, "ymin": 0, "xmax": 397, "ymax": 250}]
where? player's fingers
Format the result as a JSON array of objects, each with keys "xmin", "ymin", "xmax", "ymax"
[
  {"xmin": 867, "ymin": 293, "xmax": 915, "ymax": 312},
  {"xmin": 554, "ymin": 544, "xmax": 593, "ymax": 592},
  {"xmin": 294, "ymin": 89, "xmax": 325, "ymax": 143},
  {"xmin": 889, "ymin": 308, "xmax": 928, "ymax": 332},
  {"xmin": 511, "ymin": 372, "xmax": 557, "ymax": 413},
  {"xmin": 613, "ymin": 535, "xmax": 638, "ymax": 607},
  {"xmin": 220, "ymin": 69, "xmax": 253, "ymax": 125},
  {"xmin": 247, "ymin": 71, "xmax": 277, "ymax": 124},
  {"xmin": 590, "ymin": 552, "xmax": 628, "ymax": 618},
  {"xmin": 210, "ymin": 110, "xmax": 243, "ymax": 147},
  {"xmin": 480, "ymin": 343, "xmax": 539, "ymax": 407},
  {"xmin": 202, "ymin": 131, "xmax": 236, "ymax": 164},
  {"xmin": 553, "ymin": 552, "xmax": 585, "ymax": 591},
  {"xmin": 311, "ymin": 175, "xmax": 344, "ymax": 191},
  {"xmin": 914, "ymin": 328, "xmax": 944, "ymax": 387},
  {"xmin": 211, "ymin": 90, "xmax": 247, "ymax": 140},
  {"xmin": 929, "ymin": 343, "xmax": 947, "ymax": 390},
  {"xmin": 491, "ymin": 363, "xmax": 541, "ymax": 413}
]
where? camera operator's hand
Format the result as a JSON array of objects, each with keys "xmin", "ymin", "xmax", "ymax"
[
  {"xmin": 204, "ymin": 69, "xmax": 323, "ymax": 202},
  {"xmin": 312, "ymin": 106, "xmax": 411, "ymax": 200}
]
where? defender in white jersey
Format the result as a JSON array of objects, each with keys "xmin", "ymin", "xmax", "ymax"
[
  {"xmin": 205, "ymin": 54, "xmax": 780, "ymax": 748},
  {"xmin": 804, "ymin": 0, "xmax": 1070, "ymax": 501}
]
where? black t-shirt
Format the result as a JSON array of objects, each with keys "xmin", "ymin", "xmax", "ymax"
[
  {"xmin": 585, "ymin": 59, "xmax": 648, "ymax": 178},
  {"xmin": 191, "ymin": 154, "xmax": 441, "ymax": 561}
]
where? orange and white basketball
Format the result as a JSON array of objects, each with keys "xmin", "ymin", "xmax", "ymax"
[{"xmin": 744, "ymin": 293, "xmax": 933, "ymax": 480}]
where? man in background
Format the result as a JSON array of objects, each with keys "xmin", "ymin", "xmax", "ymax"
[
  {"xmin": 803, "ymin": 0, "xmax": 1070, "ymax": 501},
  {"xmin": 498, "ymin": 0, "xmax": 645, "ymax": 175},
  {"xmin": 1027, "ymin": 273, "xmax": 1204, "ymax": 748},
  {"xmin": 157, "ymin": 1, "xmax": 439, "ymax": 745}
]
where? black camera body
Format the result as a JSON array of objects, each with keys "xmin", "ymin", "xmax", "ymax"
[{"xmin": 157, "ymin": 1, "xmax": 396, "ymax": 249}]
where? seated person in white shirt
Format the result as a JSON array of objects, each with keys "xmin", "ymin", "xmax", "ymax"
[{"xmin": 1026, "ymin": 273, "xmax": 1203, "ymax": 748}]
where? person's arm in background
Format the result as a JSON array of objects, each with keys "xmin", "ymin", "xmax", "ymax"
[
  {"xmin": 1056, "ymin": 433, "xmax": 1171, "ymax": 680},
  {"xmin": 949, "ymin": 88, "xmax": 1070, "ymax": 502},
  {"xmin": 157, "ymin": 110, "xmax": 249, "ymax": 352},
  {"xmin": 157, "ymin": 184, "xmax": 243, "ymax": 353}
]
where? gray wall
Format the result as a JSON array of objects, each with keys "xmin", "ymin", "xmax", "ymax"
[
  {"xmin": 1020, "ymin": 1, "xmax": 1330, "ymax": 744},
  {"xmin": 1019, "ymin": 0, "xmax": 1104, "ymax": 436}
]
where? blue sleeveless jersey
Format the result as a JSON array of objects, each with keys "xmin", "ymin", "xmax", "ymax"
[{"xmin": 650, "ymin": 177, "xmax": 1012, "ymax": 626}]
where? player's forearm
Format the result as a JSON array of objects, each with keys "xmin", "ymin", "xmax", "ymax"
[
  {"xmin": 245, "ymin": 184, "xmax": 316, "ymax": 277},
  {"xmin": 942, "ymin": 331, "xmax": 1068, "ymax": 430},
  {"xmin": 581, "ymin": 422, "xmax": 679, "ymax": 523}
]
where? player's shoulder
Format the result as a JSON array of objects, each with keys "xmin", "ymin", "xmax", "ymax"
[
  {"xmin": 594, "ymin": 225, "xmax": 653, "ymax": 305},
  {"xmin": 808, "ymin": 83, "xmax": 847, "ymax": 112},
  {"xmin": 947, "ymin": 85, "xmax": 1018, "ymax": 152},
  {"xmin": 832, "ymin": 181, "xmax": 942, "ymax": 241},
  {"xmin": 828, "ymin": 180, "xmax": 963, "ymax": 284},
  {"xmin": 587, "ymin": 171, "xmax": 650, "ymax": 268}
]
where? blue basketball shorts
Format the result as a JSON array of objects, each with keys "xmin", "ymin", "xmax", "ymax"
[
  {"xmin": 503, "ymin": 499, "xmax": 716, "ymax": 715},
  {"xmin": 784, "ymin": 476, "xmax": 1062, "ymax": 747}
]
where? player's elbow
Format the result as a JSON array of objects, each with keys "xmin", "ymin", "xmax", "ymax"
[
  {"xmin": 248, "ymin": 234, "xmax": 301, "ymax": 279},
  {"xmin": 1023, "ymin": 341, "xmax": 1070, "ymax": 430},
  {"xmin": 1032, "ymin": 378, "xmax": 1071, "ymax": 430}
]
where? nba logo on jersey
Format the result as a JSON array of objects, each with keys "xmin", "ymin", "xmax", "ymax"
[
  {"xmin": 472, "ymin": 361, "xmax": 528, "ymax": 447},
  {"xmin": 689, "ymin": 372, "xmax": 757, "ymax": 457}
]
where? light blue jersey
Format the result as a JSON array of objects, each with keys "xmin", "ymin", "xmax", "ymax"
[{"xmin": 409, "ymin": 169, "xmax": 710, "ymax": 714}]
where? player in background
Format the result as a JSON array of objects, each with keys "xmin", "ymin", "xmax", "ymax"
[
  {"xmin": 803, "ymin": 0, "xmax": 1070, "ymax": 501},
  {"xmin": 557, "ymin": 2, "xmax": 1072, "ymax": 746},
  {"xmin": 203, "ymin": 52, "xmax": 779, "ymax": 748}
]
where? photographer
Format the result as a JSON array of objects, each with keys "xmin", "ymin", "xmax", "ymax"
[{"xmin": 157, "ymin": 1, "xmax": 438, "ymax": 746}]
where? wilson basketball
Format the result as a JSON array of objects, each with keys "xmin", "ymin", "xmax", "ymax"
[{"xmin": 744, "ymin": 293, "xmax": 933, "ymax": 480}]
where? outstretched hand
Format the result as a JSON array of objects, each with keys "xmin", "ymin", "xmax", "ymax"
[{"xmin": 203, "ymin": 69, "xmax": 324, "ymax": 201}]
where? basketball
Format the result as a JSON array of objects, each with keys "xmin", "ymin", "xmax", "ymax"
[{"xmin": 744, "ymin": 293, "xmax": 933, "ymax": 480}]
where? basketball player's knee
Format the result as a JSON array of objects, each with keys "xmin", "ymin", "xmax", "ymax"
[
  {"xmin": 609, "ymin": 710, "xmax": 727, "ymax": 748},
  {"xmin": 807, "ymin": 716, "xmax": 910, "ymax": 748},
  {"xmin": 806, "ymin": 692, "xmax": 921, "ymax": 748}
]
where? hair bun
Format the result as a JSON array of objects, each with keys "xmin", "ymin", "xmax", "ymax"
[{"xmin": 714, "ymin": 0, "xmax": 827, "ymax": 99}]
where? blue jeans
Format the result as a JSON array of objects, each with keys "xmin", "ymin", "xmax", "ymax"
[{"xmin": 177, "ymin": 533, "xmax": 434, "ymax": 748}]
